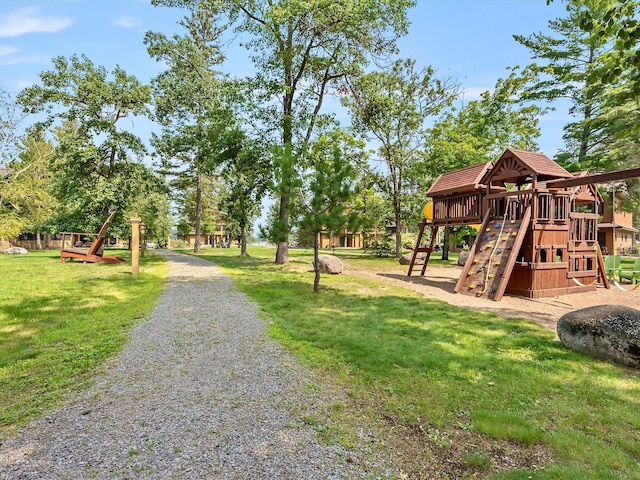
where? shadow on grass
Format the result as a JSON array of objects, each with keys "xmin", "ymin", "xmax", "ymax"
[
  {"xmin": 380, "ymin": 271, "xmax": 458, "ymax": 293},
  {"xmin": 207, "ymin": 259, "xmax": 640, "ymax": 478},
  {"xmin": 0, "ymin": 252, "xmax": 164, "ymax": 366}
]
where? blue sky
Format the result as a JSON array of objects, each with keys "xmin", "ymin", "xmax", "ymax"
[{"xmin": 0, "ymin": 0, "xmax": 570, "ymax": 157}]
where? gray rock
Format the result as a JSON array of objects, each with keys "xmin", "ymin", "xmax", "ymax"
[
  {"xmin": 8, "ymin": 246, "xmax": 28, "ymax": 254},
  {"xmin": 458, "ymin": 251, "xmax": 470, "ymax": 266},
  {"xmin": 317, "ymin": 254, "xmax": 343, "ymax": 274},
  {"xmin": 399, "ymin": 252, "xmax": 426, "ymax": 265},
  {"xmin": 557, "ymin": 305, "xmax": 640, "ymax": 368}
]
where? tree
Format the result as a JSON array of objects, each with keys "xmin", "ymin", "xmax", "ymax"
[
  {"xmin": 0, "ymin": 131, "xmax": 57, "ymax": 241},
  {"xmin": 154, "ymin": 0, "xmax": 416, "ymax": 264},
  {"xmin": 17, "ymin": 55, "xmax": 152, "ymax": 234},
  {"xmin": 342, "ymin": 58, "xmax": 459, "ymax": 257},
  {"xmin": 423, "ymin": 72, "xmax": 543, "ymax": 180},
  {"xmin": 548, "ymin": 0, "xmax": 640, "ymax": 100},
  {"xmin": 124, "ymin": 167, "xmax": 172, "ymax": 244},
  {"xmin": 418, "ymin": 73, "xmax": 543, "ymax": 260},
  {"xmin": 514, "ymin": 0, "xmax": 637, "ymax": 170},
  {"xmin": 298, "ymin": 129, "xmax": 360, "ymax": 293},
  {"xmin": 219, "ymin": 128, "xmax": 270, "ymax": 257},
  {"xmin": 351, "ymin": 185, "xmax": 391, "ymax": 248},
  {"xmin": 146, "ymin": 4, "xmax": 230, "ymax": 253},
  {"xmin": 174, "ymin": 173, "xmax": 224, "ymax": 246},
  {"xmin": 0, "ymin": 86, "xmax": 22, "ymax": 168}
]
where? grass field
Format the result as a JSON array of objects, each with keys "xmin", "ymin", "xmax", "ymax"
[
  {"xmin": 193, "ymin": 246, "xmax": 640, "ymax": 480},
  {"xmin": 2, "ymin": 245, "xmax": 638, "ymax": 479},
  {"xmin": 0, "ymin": 249, "xmax": 167, "ymax": 438}
]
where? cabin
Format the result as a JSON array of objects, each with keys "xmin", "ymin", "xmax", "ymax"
[
  {"xmin": 177, "ymin": 222, "xmax": 236, "ymax": 248},
  {"xmin": 409, "ymin": 148, "xmax": 612, "ymax": 301},
  {"xmin": 598, "ymin": 192, "xmax": 638, "ymax": 255},
  {"xmin": 318, "ymin": 228, "xmax": 391, "ymax": 249}
]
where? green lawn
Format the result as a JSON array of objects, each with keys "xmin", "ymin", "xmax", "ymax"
[
  {"xmin": 193, "ymin": 246, "xmax": 640, "ymax": 480},
  {"xmin": 0, "ymin": 249, "xmax": 167, "ymax": 438}
]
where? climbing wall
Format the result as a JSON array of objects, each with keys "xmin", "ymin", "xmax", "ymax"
[{"xmin": 455, "ymin": 207, "xmax": 531, "ymax": 301}]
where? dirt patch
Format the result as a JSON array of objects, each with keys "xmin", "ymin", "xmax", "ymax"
[
  {"xmin": 344, "ymin": 262, "xmax": 640, "ymax": 333},
  {"xmin": 384, "ymin": 418, "xmax": 553, "ymax": 480}
]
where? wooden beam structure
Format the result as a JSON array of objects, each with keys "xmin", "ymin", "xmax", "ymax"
[{"xmin": 547, "ymin": 167, "xmax": 640, "ymax": 189}]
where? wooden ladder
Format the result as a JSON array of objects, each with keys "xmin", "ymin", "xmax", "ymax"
[{"xmin": 407, "ymin": 220, "xmax": 438, "ymax": 276}]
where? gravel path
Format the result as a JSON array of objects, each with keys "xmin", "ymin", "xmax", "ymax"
[{"xmin": 0, "ymin": 251, "xmax": 383, "ymax": 479}]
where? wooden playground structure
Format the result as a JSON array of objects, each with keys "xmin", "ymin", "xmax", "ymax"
[{"xmin": 408, "ymin": 148, "xmax": 640, "ymax": 301}]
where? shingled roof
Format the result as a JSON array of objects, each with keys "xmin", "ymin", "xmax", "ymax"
[
  {"xmin": 426, "ymin": 161, "xmax": 493, "ymax": 197},
  {"xmin": 482, "ymin": 148, "xmax": 572, "ymax": 185}
]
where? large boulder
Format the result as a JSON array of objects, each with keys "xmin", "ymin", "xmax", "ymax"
[
  {"xmin": 8, "ymin": 246, "xmax": 28, "ymax": 255},
  {"xmin": 317, "ymin": 254, "xmax": 343, "ymax": 275},
  {"xmin": 399, "ymin": 252, "xmax": 426, "ymax": 266},
  {"xmin": 557, "ymin": 305, "xmax": 640, "ymax": 368},
  {"xmin": 458, "ymin": 251, "xmax": 470, "ymax": 266}
]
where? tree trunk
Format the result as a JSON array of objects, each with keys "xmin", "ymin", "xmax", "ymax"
[
  {"xmin": 442, "ymin": 227, "xmax": 450, "ymax": 261},
  {"xmin": 313, "ymin": 231, "xmax": 321, "ymax": 293},
  {"xmin": 194, "ymin": 171, "xmax": 202, "ymax": 253},
  {"xmin": 240, "ymin": 224, "xmax": 249, "ymax": 257},
  {"xmin": 275, "ymin": 194, "xmax": 290, "ymax": 264},
  {"xmin": 276, "ymin": 27, "xmax": 295, "ymax": 266},
  {"xmin": 36, "ymin": 231, "xmax": 42, "ymax": 250},
  {"xmin": 394, "ymin": 169, "xmax": 403, "ymax": 258},
  {"xmin": 578, "ymin": 45, "xmax": 597, "ymax": 166}
]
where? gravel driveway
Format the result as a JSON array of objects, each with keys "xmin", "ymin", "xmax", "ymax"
[{"xmin": 0, "ymin": 250, "xmax": 382, "ymax": 479}]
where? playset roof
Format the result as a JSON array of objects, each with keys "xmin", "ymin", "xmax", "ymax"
[
  {"xmin": 481, "ymin": 148, "xmax": 572, "ymax": 185},
  {"xmin": 426, "ymin": 161, "xmax": 493, "ymax": 197}
]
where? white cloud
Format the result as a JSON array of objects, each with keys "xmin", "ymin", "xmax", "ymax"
[
  {"xmin": 0, "ymin": 53, "xmax": 50, "ymax": 67},
  {"xmin": 0, "ymin": 7, "xmax": 74, "ymax": 38},
  {"xmin": 115, "ymin": 13, "xmax": 140, "ymax": 28},
  {"xmin": 0, "ymin": 46, "xmax": 19, "ymax": 56}
]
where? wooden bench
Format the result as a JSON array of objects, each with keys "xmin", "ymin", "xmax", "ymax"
[{"xmin": 60, "ymin": 212, "xmax": 124, "ymax": 264}]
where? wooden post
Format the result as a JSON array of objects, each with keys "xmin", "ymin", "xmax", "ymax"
[
  {"xmin": 131, "ymin": 217, "xmax": 141, "ymax": 276},
  {"xmin": 140, "ymin": 223, "xmax": 146, "ymax": 258}
]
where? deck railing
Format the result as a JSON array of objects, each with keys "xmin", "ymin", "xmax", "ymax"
[
  {"xmin": 431, "ymin": 190, "xmax": 575, "ymax": 226},
  {"xmin": 486, "ymin": 191, "xmax": 533, "ymax": 221},
  {"xmin": 432, "ymin": 192, "xmax": 483, "ymax": 225}
]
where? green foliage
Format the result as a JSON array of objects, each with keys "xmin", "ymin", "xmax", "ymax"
[
  {"xmin": 219, "ymin": 128, "xmax": 270, "ymax": 255},
  {"xmin": 579, "ymin": 0, "xmax": 640, "ymax": 101},
  {"xmin": 343, "ymin": 58, "xmax": 459, "ymax": 256},
  {"xmin": 16, "ymin": 55, "xmax": 159, "ymax": 235},
  {"xmin": 155, "ymin": 0, "xmax": 416, "ymax": 263},
  {"xmin": 421, "ymin": 71, "xmax": 543, "ymax": 187},
  {"xmin": 351, "ymin": 186, "xmax": 391, "ymax": 238},
  {"xmin": 298, "ymin": 129, "xmax": 362, "ymax": 291},
  {"xmin": 514, "ymin": 0, "xmax": 639, "ymax": 171},
  {"xmin": 266, "ymin": 143, "xmax": 300, "ymax": 247},
  {"xmin": 146, "ymin": 6, "xmax": 233, "ymax": 253},
  {"xmin": 0, "ymin": 131, "xmax": 57, "ymax": 239},
  {"xmin": 178, "ymin": 174, "xmax": 224, "ymax": 235},
  {"xmin": 0, "ymin": 250, "xmax": 167, "ymax": 438},
  {"xmin": 0, "ymin": 86, "xmax": 22, "ymax": 167}
]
